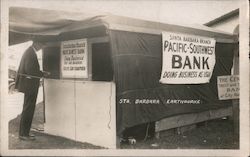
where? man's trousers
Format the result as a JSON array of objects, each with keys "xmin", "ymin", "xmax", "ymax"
[{"xmin": 19, "ymin": 90, "xmax": 38, "ymax": 136}]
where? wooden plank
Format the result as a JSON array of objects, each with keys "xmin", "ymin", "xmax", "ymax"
[
  {"xmin": 177, "ymin": 124, "xmax": 197, "ymax": 135},
  {"xmin": 155, "ymin": 106, "xmax": 232, "ymax": 132},
  {"xmin": 87, "ymin": 36, "xmax": 109, "ymax": 43},
  {"xmin": 43, "ymin": 36, "xmax": 109, "ymax": 46},
  {"xmin": 155, "ymin": 128, "xmax": 175, "ymax": 139},
  {"xmin": 109, "ymin": 24, "xmax": 238, "ymax": 43}
]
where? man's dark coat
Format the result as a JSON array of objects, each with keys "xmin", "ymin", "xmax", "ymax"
[{"xmin": 15, "ymin": 46, "xmax": 43, "ymax": 94}]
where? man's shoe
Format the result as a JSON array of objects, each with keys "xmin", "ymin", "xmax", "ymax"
[
  {"xmin": 19, "ymin": 135, "xmax": 35, "ymax": 141},
  {"xmin": 29, "ymin": 134, "xmax": 35, "ymax": 137}
]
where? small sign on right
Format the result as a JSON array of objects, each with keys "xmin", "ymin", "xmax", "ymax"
[{"xmin": 217, "ymin": 75, "xmax": 239, "ymax": 100}]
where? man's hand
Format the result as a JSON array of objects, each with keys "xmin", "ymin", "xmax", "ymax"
[{"xmin": 42, "ymin": 71, "xmax": 51, "ymax": 77}]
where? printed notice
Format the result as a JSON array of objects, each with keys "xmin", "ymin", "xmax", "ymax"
[
  {"xmin": 61, "ymin": 39, "xmax": 88, "ymax": 78},
  {"xmin": 160, "ymin": 32, "xmax": 216, "ymax": 84},
  {"xmin": 217, "ymin": 75, "xmax": 239, "ymax": 100}
]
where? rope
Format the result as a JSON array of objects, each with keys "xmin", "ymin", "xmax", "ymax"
[
  {"xmin": 43, "ymin": 79, "xmax": 46, "ymax": 123},
  {"xmin": 73, "ymin": 77, "xmax": 77, "ymax": 141},
  {"xmin": 107, "ymin": 83, "xmax": 112, "ymax": 129}
]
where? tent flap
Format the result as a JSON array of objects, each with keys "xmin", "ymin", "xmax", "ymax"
[{"xmin": 110, "ymin": 30, "xmax": 236, "ymax": 134}]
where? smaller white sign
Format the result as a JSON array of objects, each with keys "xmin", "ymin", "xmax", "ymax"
[
  {"xmin": 61, "ymin": 39, "xmax": 88, "ymax": 78},
  {"xmin": 217, "ymin": 75, "xmax": 239, "ymax": 100}
]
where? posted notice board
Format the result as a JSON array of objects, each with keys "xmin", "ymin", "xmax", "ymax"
[
  {"xmin": 217, "ymin": 75, "xmax": 239, "ymax": 100},
  {"xmin": 160, "ymin": 32, "xmax": 216, "ymax": 84},
  {"xmin": 61, "ymin": 39, "xmax": 88, "ymax": 78}
]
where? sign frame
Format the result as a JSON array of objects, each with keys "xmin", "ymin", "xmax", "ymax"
[
  {"xmin": 60, "ymin": 38, "xmax": 88, "ymax": 79},
  {"xmin": 217, "ymin": 75, "xmax": 239, "ymax": 100},
  {"xmin": 160, "ymin": 31, "xmax": 216, "ymax": 84}
]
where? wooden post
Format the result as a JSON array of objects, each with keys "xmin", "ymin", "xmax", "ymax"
[
  {"xmin": 232, "ymin": 27, "xmax": 239, "ymax": 141},
  {"xmin": 155, "ymin": 121, "xmax": 160, "ymax": 139},
  {"xmin": 155, "ymin": 132, "xmax": 160, "ymax": 139},
  {"xmin": 232, "ymin": 100, "xmax": 239, "ymax": 141},
  {"xmin": 116, "ymin": 136, "xmax": 121, "ymax": 148}
]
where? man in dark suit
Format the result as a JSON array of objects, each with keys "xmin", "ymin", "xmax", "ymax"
[{"xmin": 15, "ymin": 41, "xmax": 49, "ymax": 141}]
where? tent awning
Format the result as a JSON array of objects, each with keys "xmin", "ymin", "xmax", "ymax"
[{"xmin": 9, "ymin": 7, "xmax": 238, "ymax": 45}]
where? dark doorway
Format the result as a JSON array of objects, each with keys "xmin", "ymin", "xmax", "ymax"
[
  {"xmin": 92, "ymin": 43, "xmax": 113, "ymax": 81},
  {"xmin": 43, "ymin": 46, "xmax": 60, "ymax": 79}
]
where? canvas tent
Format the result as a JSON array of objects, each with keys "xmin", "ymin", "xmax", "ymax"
[{"xmin": 9, "ymin": 7, "xmax": 238, "ymax": 148}]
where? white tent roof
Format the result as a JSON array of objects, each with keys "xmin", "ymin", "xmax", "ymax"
[{"xmin": 9, "ymin": 7, "xmax": 238, "ymax": 44}]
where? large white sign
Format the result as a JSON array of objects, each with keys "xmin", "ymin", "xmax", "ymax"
[
  {"xmin": 160, "ymin": 32, "xmax": 216, "ymax": 84},
  {"xmin": 61, "ymin": 39, "xmax": 88, "ymax": 78},
  {"xmin": 217, "ymin": 75, "xmax": 239, "ymax": 100}
]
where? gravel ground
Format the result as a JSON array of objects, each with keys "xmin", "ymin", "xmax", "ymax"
[{"xmin": 9, "ymin": 102, "xmax": 239, "ymax": 149}]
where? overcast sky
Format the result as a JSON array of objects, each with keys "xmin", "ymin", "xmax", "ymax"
[{"xmin": 8, "ymin": 0, "xmax": 240, "ymax": 25}]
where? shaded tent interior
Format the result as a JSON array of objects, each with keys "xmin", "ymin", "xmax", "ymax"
[{"xmin": 9, "ymin": 7, "xmax": 238, "ymax": 140}]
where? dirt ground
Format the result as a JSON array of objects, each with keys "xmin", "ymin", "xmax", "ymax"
[
  {"xmin": 9, "ymin": 102, "xmax": 239, "ymax": 149},
  {"xmin": 120, "ymin": 119, "xmax": 239, "ymax": 149},
  {"xmin": 9, "ymin": 102, "xmax": 104, "ymax": 149}
]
